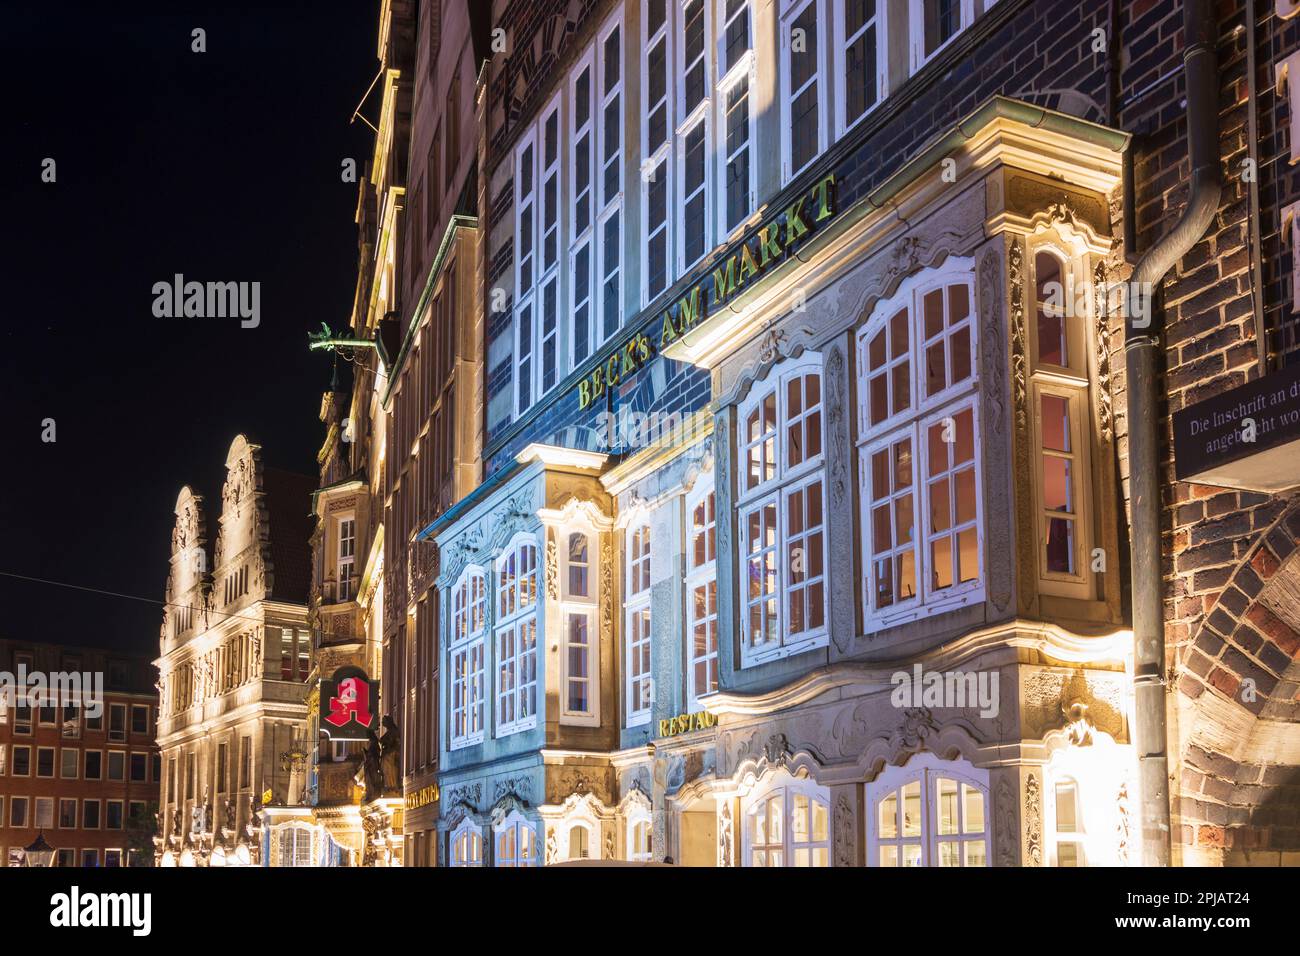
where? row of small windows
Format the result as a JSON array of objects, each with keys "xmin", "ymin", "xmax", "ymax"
[
  {"xmin": 0, "ymin": 744, "xmax": 157, "ymax": 783},
  {"xmin": 2, "ymin": 795, "xmax": 145, "ymax": 833},
  {"xmin": 1, "ymin": 699, "xmax": 148, "ymax": 739}
]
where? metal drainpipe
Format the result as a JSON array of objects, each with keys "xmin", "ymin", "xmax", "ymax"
[{"xmin": 1125, "ymin": 0, "xmax": 1222, "ymax": 866}]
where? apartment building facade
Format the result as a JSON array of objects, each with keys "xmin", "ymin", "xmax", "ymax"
[{"xmin": 0, "ymin": 642, "xmax": 158, "ymax": 867}]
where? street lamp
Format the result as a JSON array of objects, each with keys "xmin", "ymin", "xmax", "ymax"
[{"xmin": 24, "ymin": 832, "xmax": 56, "ymax": 867}]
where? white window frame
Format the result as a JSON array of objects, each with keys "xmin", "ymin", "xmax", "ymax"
[
  {"xmin": 831, "ymin": 0, "xmax": 889, "ymax": 138},
  {"xmin": 675, "ymin": 0, "xmax": 713, "ymax": 276},
  {"xmin": 493, "ymin": 809, "xmax": 539, "ymax": 867},
  {"xmin": 537, "ymin": 93, "xmax": 564, "ymax": 398},
  {"xmin": 60, "ymin": 747, "xmax": 78, "ymax": 780},
  {"xmin": 448, "ymin": 565, "xmax": 487, "ymax": 751},
  {"xmin": 513, "ymin": 125, "xmax": 539, "ymax": 418},
  {"xmin": 742, "ymin": 772, "xmax": 831, "ymax": 867},
  {"xmin": 561, "ymin": 610, "xmax": 599, "ymax": 726},
  {"xmin": 12, "ymin": 744, "xmax": 30, "ymax": 777},
  {"xmin": 626, "ymin": 805, "xmax": 653, "ymax": 862},
  {"xmin": 596, "ymin": 11, "xmax": 625, "ymax": 345},
  {"xmin": 778, "ymin": 0, "xmax": 830, "ymax": 184},
  {"xmin": 641, "ymin": 0, "xmax": 675, "ymax": 307},
  {"xmin": 1027, "ymin": 240, "xmax": 1095, "ymax": 600},
  {"xmin": 714, "ymin": 41, "xmax": 755, "ymax": 240},
  {"xmin": 685, "ymin": 477, "xmax": 718, "ymax": 709},
  {"xmin": 866, "ymin": 754, "xmax": 990, "ymax": 867},
  {"xmin": 570, "ymin": 47, "xmax": 598, "ymax": 369},
  {"xmin": 908, "ymin": 0, "xmax": 977, "ymax": 75},
  {"xmin": 450, "ymin": 818, "xmax": 483, "ymax": 867},
  {"xmin": 624, "ymin": 522, "xmax": 653, "ymax": 727},
  {"xmin": 495, "ymin": 533, "xmax": 539, "ymax": 737},
  {"xmin": 276, "ymin": 823, "xmax": 316, "ymax": 867},
  {"xmin": 565, "ymin": 820, "xmax": 596, "ymax": 860},
  {"xmin": 855, "ymin": 262, "xmax": 985, "ymax": 632},
  {"xmin": 736, "ymin": 354, "xmax": 829, "ymax": 666},
  {"xmin": 337, "ymin": 515, "xmax": 357, "ymax": 602}
]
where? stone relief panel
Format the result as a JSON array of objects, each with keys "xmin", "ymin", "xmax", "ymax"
[{"xmin": 1021, "ymin": 668, "xmax": 1127, "ymax": 741}]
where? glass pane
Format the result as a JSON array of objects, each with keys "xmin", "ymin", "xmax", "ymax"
[
  {"xmin": 1046, "ymin": 517, "xmax": 1075, "ymax": 574},
  {"xmin": 902, "ymin": 782, "xmax": 921, "ymax": 836},
  {"xmin": 932, "ymin": 536, "xmax": 953, "ymax": 590},
  {"xmin": 880, "ymin": 844, "xmax": 899, "ymax": 866},
  {"xmin": 1055, "ymin": 781, "xmax": 1079, "ymax": 833},
  {"xmin": 965, "ymin": 840, "xmax": 987, "ymax": 867},
  {"xmin": 792, "ymin": 793, "xmax": 809, "ymax": 841},
  {"xmin": 958, "ymin": 528, "xmax": 979, "ymax": 583},
  {"xmin": 902, "ymin": 843, "xmax": 923, "ymax": 867},
  {"xmin": 890, "ymin": 309, "xmax": 908, "ymax": 356},
  {"xmin": 923, "ymin": 288, "xmax": 944, "ymax": 338},
  {"xmin": 937, "ymin": 840, "xmax": 960, "ymax": 867},
  {"xmin": 1057, "ymin": 842, "xmax": 1079, "ymax": 867},
  {"xmin": 963, "ymin": 784, "xmax": 985, "ymax": 834},
  {"xmin": 879, "ymin": 794, "xmax": 898, "ymax": 838},
  {"xmin": 812, "ymin": 800, "xmax": 828, "ymax": 841},
  {"xmin": 1043, "ymin": 457, "xmax": 1072, "ymax": 513},
  {"xmin": 1041, "ymin": 395, "xmax": 1071, "ymax": 452},
  {"xmin": 937, "ymin": 777, "xmax": 959, "ymax": 835}
]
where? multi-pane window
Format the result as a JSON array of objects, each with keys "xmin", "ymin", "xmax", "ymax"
[
  {"xmin": 856, "ymin": 265, "xmax": 982, "ymax": 630},
  {"xmin": 1052, "ymin": 777, "xmax": 1085, "ymax": 867},
  {"xmin": 450, "ymin": 820, "xmax": 483, "ymax": 867},
  {"xmin": 910, "ymin": 0, "xmax": 974, "ymax": 72},
  {"xmin": 277, "ymin": 826, "xmax": 314, "ymax": 867},
  {"xmin": 558, "ymin": 528, "xmax": 599, "ymax": 726},
  {"xmin": 571, "ymin": 54, "xmax": 596, "ymax": 367},
  {"xmin": 869, "ymin": 759, "xmax": 989, "ymax": 866},
  {"xmin": 337, "ymin": 517, "xmax": 356, "ymax": 601},
  {"xmin": 628, "ymin": 817, "xmax": 653, "ymax": 862},
  {"xmin": 538, "ymin": 101, "xmax": 562, "ymax": 396},
  {"xmin": 781, "ymin": 0, "xmax": 825, "ymax": 181},
  {"xmin": 687, "ymin": 482, "xmax": 718, "ymax": 706},
  {"xmin": 746, "ymin": 778, "xmax": 830, "ymax": 867},
  {"xmin": 598, "ymin": 15, "xmax": 625, "ymax": 342},
  {"xmin": 568, "ymin": 823, "xmax": 592, "ymax": 860},
  {"xmin": 625, "ymin": 524, "xmax": 653, "ymax": 726},
  {"xmin": 717, "ymin": 0, "xmax": 754, "ymax": 237},
  {"xmin": 564, "ymin": 612, "xmax": 595, "ymax": 720},
  {"xmin": 643, "ymin": 0, "xmax": 673, "ymax": 302},
  {"xmin": 280, "ymin": 627, "xmax": 308, "ymax": 682},
  {"xmin": 449, "ymin": 567, "xmax": 487, "ymax": 750},
  {"xmin": 495, "ymin": 811, "xmax": 538, "ymax": 867},
  {"xmin": 738, "ymin": 356, "xmax": 828, "ymax": 664},
  {"xmin": 496, "ymin": 537, "xmax": 539, "ymax": 736},
  {"xmin": 1030, "ymin": 245, "xmax": 1093, "ymax": 596},
  {"xmin": 835, "ymin": 0, "xmax": 884, "ymax": 135},
  {"xmin": 677, "ymin": 0, "xmax": 710, "ymax": 272},
  {"xmin": 514, "ymin": 129, "xmax": 538, "ymax": 417}
]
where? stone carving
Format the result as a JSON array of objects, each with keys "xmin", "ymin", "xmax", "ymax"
[
  {"xmin": 545, "ymin": 531, "xmax": 559, "ymax": 600},
  {"xmin": 445, "ymin": 782, "xmax": 482, "ymax": 810},
  {"xmin": 896, "ymin": 708, "xmax": 937, "ymax": 753},
  {"xmin": 545, "ymin": 827, "xmax": 558, "ymax": 865},
  {"xmin": 604, "ymin": 831, "xmax": 614, "ymax": 860},
  {"xmin": 1093, "ymin": 260, "xmax": 1114, "ymax": 443},
  {"xmin": 493, "ymin": 776, "xmax": 533, "ymax": 804},
  {"xmin": 834, "ymin": 793, "xmax": 855, "ymax": 867},
  {"xmin": 995, "ymin": 777, "xmax": 1016, "ymax": 867},
  {"xmin": 600, "ymin": 542, "xmax": 613, "ymax": 643},
  {"xmin": 1008, "ymin": 242, "xmax": 1027, "ymax": 432},
  {"xmin": 718, "ymin": 801, "xmax": 734, "ymax": 867},
  {"xmin": 978, "ymin": 250, "xmax": 1008, "ymax": 440},
  {"xmin": 1116, "ymin": 776, "xmax": 1132, "ymax": 866},
  {"xmin": 763, "ymin": 733, "xmax": 792, "ymax": 764},
  {"xmin": 756, "ymin": 326, "xmax": 788, "ymax": 366},
  {"xmin": 826, "ymin": 345, "xmax": 849, "ymax": 510},
  {"xmin": 1024, "ymin": 772, "xmax": 1043, "ymax": 866}
]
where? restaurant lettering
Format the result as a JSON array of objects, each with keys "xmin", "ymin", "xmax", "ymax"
[
  {"xmin": 576, "ymin": 173, "xmax": 838, "ymax": 410},
  {"xmin": 405, "ymin": 784, "xmax": 440, "ymax": 811},
  {"xmin": 658, "ymin": 710, "xmax": 719, "ymax": 738}
]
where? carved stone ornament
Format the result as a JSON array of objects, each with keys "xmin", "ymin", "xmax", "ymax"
[
  {"xmin": 995, "ymin": 777, "xmax": 1016, "ymax": 867},
  {"xmin": 826, "ymin": 345, "xmax": 849, "ymax": 510},
  {"xmin": 718, "ymin": 800, "xmax": 734, "ymax": 867},
  {"xmin": 833, "ymin": 793, "xmax": 855, "ymax": 867},
  {"xmin": 1093, "ymin": 260, "xmax": 1115, "ymax": 443},
  {"xmin": 545, "ymin": 827, "xmax": 559, "ymax": 865},
  {"xmin": 545, "ymin": 530, "xmax": 559, "ymax": 601},
  {"xmin": 600, "ymin": 542, "xmax": 613, "ymax": 643},
  {"xmin": 1024, "ymin": 772, "xmax": 1043, "ymax": 866},
  {"xmin": 1008, "ymin": 242, "xmax": 1028, "ymax": 433}
]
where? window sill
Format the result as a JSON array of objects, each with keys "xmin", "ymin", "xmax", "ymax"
[{"xmin": 741, "ymin": 631, "xmax": 829, "ymax": 668}]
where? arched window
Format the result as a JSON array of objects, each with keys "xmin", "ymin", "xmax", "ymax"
[
  {"xmin": 496, "ymin": 535, "xmax": 539, "ymax": 736},
  {"xmin": 867, "ymin": 754, "xmax": 989, "ymax": 867},
  {"xmin": 856, "ymin": 262, "xmax": 981, "ymax": 631},
  {"xmin": 449, "ymin": 566, "xmax": 487, "ymax": 749},
  {"xmin": 628, "ymin": 817, "xmax": 652, "ymax": 862},
  {"xmin": 737, "ymin": 355, "xmax": 828, "ymax": 665},
  {"xmin": 743, "ymin": 774, "xmax": 830, "ymax": 867},
  {"xmin": 1028, "ymin": 240, "xmax": 1094, "ymax": 598},
  {"xmin": 625, "ymin": 522, "xmax": 653, "ymax": 726},
  {"xmin": 276, "ymin": 824, "xmax": 316, "ymax": 867},
  {"xmin": 686, "ymin": 475, "xmax": 718, "ymax": 706},
  {"xmin": 450, "ymin": 818, "xmax": 483, "ymax": 867},
  {"xmin": 568, "ymin": 823, "xmax": 591, "ymax": 860},
  {"xmin": 494, "ymin": 810, "xmax": 539, "ymax": 867}
]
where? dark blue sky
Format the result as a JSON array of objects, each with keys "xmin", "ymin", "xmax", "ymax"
[{"xmin": 0, "ymin": 0, "xmax": 376, "ymax": 656}]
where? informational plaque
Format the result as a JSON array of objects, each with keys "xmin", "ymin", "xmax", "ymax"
[{"xmin": 1173, "ymin": 362, "xmax": 1300, "ymax": 492}]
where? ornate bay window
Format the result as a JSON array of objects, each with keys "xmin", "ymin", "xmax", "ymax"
[
  {"xmin": 495, "ymin": 534, "xmax": 539, "ymax": 736},
  {"xmin": 866, "ymin": 755, "xmax": 989, "ymax": 867},
  {"xmin": 449, "ymin": 566, "xmax": 487, "ymax": 750},
  {"xmin": 738, "ymin": 354, "xmax": 828, "ymax": 664},
  {"xmin": 558, "ymin": 520, "xmax": 602, "ymax": 726},
  {"xmin": 856, "ymin": 261, "xmax": 983, "ymax": 631}
]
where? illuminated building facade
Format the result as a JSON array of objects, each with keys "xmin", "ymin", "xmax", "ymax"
[
  {"xmin": 0, "ymin": 642, "xmax": 158, "ymax": 867},
  {"xmin": 155, "ymin": 436, "xmax": 314, "ymax": 867},
  {"xmin": 419, "ymin": 0, "xmax": 1300, "ymax": 867}
]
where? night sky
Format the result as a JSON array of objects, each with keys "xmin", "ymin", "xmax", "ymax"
[{"xmin": 1, "ymin": 1, "xmax": 376, "ymax": 657}]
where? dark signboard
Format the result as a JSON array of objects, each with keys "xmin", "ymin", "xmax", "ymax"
[
  {"xmin": 319, "ymin": 666, "xmax": 379, "ymax": 742},
  {"xmin": 1173, "ymin": 361, "xmax": 1300, "ymax": 492}
]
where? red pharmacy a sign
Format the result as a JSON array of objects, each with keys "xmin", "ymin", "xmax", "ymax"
[{"xmin": 320, "ymin": 666, "xmax": 379, "ymax": 742}]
